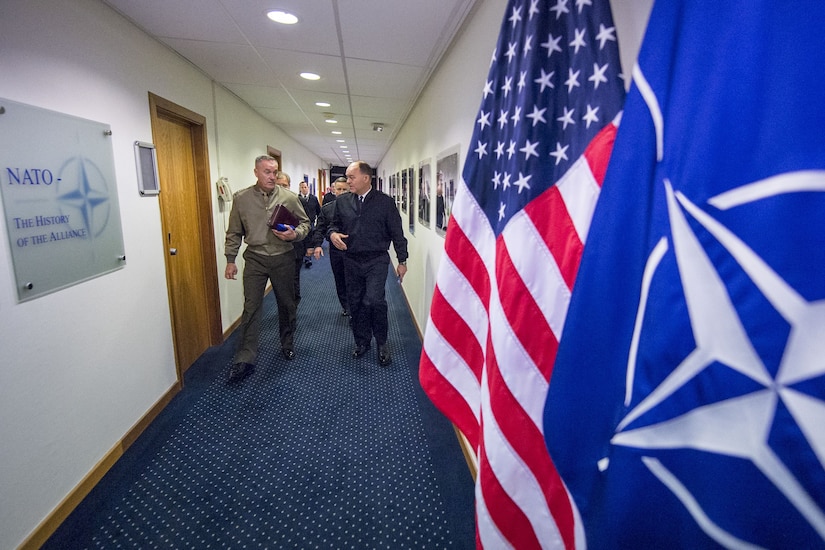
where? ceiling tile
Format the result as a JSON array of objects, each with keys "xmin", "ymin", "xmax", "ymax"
[{"xmin": 101, "ymin": 0, "xmax": 480, "ymax": 165}]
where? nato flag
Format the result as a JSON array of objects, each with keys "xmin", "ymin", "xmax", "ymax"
[{"xmin": 544, "ymin": 1, "xmax": 825, "ymax": 548}]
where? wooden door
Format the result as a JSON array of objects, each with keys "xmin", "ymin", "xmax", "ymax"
[{"xmin": 149, "ymin": 94, "xmax": 222, "ymax": 379}]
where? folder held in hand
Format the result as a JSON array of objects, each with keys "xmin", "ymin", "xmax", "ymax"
[{"xmin": 268, "ymin": 204, "xmax": 300, "ymax": 230}]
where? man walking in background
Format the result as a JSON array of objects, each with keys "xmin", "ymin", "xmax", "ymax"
[
  {"xmin": 276, "ymin": 172, "xmax": 311, "ymax": 306},
  {"xmin": 328, "ymin": 161, "xmax": 408, "ymax": 367},
  {"xmin": 298, "ymin": 180, "xmax": 320, "ymax": 269},
  {"xmin": 310, "ymin": 177, "xmax": 350, "ymax": 316},
  {"xmin": 224, "ymin": 156, "xmax": 310, "ymax": 382}
]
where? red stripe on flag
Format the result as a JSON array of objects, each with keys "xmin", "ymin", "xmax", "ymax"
[
  {"xmin": 478, "ymin": 437, "xmax": 542, "ymax": 549},
  {"xmin": 418, "ymin": 355, "xmax": 480, "ymax": 449},
  {"xmin": 584, "ymin": 122, "xmax": 619, "ymax": 187},
  {"xmin": 494, "ymin": 242, "xmax": 559, "ymax": 380},
  {"xmin": 486, "ymin": 351, "xmax": 575, "ymax": 549},
  {"xmin": 427, "ymin": 286, "xmax": 485, "ymax": 382},
  {"xmin": 443, "ymin": 218, "xmax": 492, "ymax": 308},
  {"xmin": 526, "ymin": 187, "xmax": 584, "ymax": 292}
]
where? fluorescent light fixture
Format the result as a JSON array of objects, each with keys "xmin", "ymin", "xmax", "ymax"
[
  {"xmin": 331, "ymin": 130, "xmax": 342, "ymax": 135},
  {"xmin": 336, "ymin": 139, "xmax": 345, "ymax": 143},
  {"xmin": 340, "ymin": 145, "xmax": 348, "ymax": 149},
  {"xmin": 300, "ymin": 72, "xmax": 321, "ymax": 80},
  {"xmin": 325, "ymin": 119, "xmax": 338, "ymax": 124},
  {"xmin": 315, "ymin": 101, "xmax": 331, "ymax": 107},
  {"xmin": 266, "ymin": 10, "xmax": 298, "ymax": 24}
]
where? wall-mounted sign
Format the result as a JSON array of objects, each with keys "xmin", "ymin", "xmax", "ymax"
[{"xmin": 0, "ymin": 98, "xmax": 126, "ymax": 302}]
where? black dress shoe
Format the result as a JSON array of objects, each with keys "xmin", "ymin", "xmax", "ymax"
[
  {"xmin": 352, "ymin": 344, "xmax": 369, "ymax": 358},
  {"xmin": 228, "ymin": 362, "xmax": 253, "ymax": 382},
  {"xmin": 282, "ymin": 348, "xmax": 296, "ymax": 360},
  {"xmin": 378, "ymin": 344, "xmax": 392, "ymax": 367}
]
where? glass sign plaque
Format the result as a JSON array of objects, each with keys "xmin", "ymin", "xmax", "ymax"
[{"xmin": 0, "ymin": 98, "xmax": 126, "ymax": 302}]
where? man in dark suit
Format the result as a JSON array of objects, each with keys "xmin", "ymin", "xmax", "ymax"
[
  {"xmin": 275, "ymin": 172, "xmax": 309, "ymax": 305},
  {"xmin": 297, "ymin": 181, "xmax": 320, "ymax": 269},
  {"xmin": 328, "ymin": 161, "xmax": 408, "ymax": 367},
  {"xmin": 309, "ymin": 177, "xmax": 350, "ymax": 316}
]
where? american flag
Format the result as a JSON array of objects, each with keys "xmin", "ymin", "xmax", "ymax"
[{"xmin": 419, "ymin": 0, "xmax": 625, "ymax": 547}]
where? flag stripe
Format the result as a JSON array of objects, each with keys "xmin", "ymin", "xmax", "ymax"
[
  {"xmin": 480, "ymin": 351, "xmax": 556, "ymax": 549},
  {"xmin": 504, "ymin": 214, "xmax": 570, "ymax": 344},
  {"xmin": 477, "ymin": 437, "xmax": 543, "ymax": 549},
  {"xmin": 495, "ymin": 236, "xmax": 558, "ymax": 375},
  {"xmin": 582, "ymin": 118, "xmax": 619, "ymax": 187},
  {"xmin": 427, "ymin": 281, "xmax": 485, "ymax": 381},
  {"xmin": 485, "ymin": 350, "xmax": 574, "ymax": 546},
  {"xmin": 485, "ymin": 286, "xmax": 574, "ymax": 547},
  {"xmin": 418, "ymin": 347, "xmax": 480, "ymax": 447}
]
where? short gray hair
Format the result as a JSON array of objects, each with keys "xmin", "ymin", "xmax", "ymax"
[{"xmin": 255, "ymin": 155, "xmax": 277, "ymax": 166}]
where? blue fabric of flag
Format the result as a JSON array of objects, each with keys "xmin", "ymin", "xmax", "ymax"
[{"xmin": 543, "ymin": 1, "xmax": 825, "ymax": 548}]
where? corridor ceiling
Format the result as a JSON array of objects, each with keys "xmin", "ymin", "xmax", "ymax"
[{"xmin": 102, "ymin": 0, "xmax": 481, "ymax": 167}]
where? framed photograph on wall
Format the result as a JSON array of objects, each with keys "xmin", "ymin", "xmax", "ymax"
[
  {"xmin": 418, "ymin": 159, "xmax": 431, "ymax": 228},
  {"xmin": 400, "ymin": 169, "xmax": 408, "ymax": 213},
  {"xmin": 436, "ymin": 146, "xmax": 460, "ymax": 236},
  {"xmin": 407, "ymin": 165, "xmax": 415, "ymax": 234}
]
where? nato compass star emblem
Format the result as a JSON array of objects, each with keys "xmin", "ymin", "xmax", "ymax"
[
  {"xmin": 56, "ymin": 154, "xmax": 111, "ymax": 240},
  {"xmin": 609, "ymin": 171, "xmax": 825, "ymax": 547}
]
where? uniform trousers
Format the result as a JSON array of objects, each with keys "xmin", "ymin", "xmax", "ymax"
[
  {"xmin": 233, "ymin": 249, "xmax": 296, "ymax": 365},
  {"xmin": 343, "ymin": 252, "xmax": 390, "ymax": 348}
]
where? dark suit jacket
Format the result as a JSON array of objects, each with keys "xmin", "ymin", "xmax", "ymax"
[{"xmin": 328, "ymin": 188, "xmax": 408, "ymax": 262}]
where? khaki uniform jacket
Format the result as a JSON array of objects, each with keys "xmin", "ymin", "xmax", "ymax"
[{"xmin": 224, "ymin": 184, "xmax": 311, "ymax": 263}]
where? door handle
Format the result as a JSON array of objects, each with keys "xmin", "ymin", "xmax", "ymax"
[{"xmin": 170, "ymin": 248, "xmax": 177, "ymax": 256}]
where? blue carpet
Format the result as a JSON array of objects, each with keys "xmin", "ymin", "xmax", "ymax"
[{"xmin": 46, "ymin": 246, "xmax": 475, "ymax": 549}]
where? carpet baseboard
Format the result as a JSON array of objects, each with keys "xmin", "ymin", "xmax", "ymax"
[{"xmin": 19, "ymin": 380, "xmax": 182, "ymax": 550}]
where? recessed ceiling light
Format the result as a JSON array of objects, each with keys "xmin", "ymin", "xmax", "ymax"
[
  {"xmin": 336, "ymin": 139, "xmax": 345, "ymax": 143},
  {"xmin": 315, "ymin": 101, "xmax": 331, "ymax": 107},
  {"xmin": 300, "ymin": 72, "xmax": 321, "ymax": 81},
  {"xmin": 331, "ymin": 130, "xmax": 342, "ymax": 135},
  {"xmin": 266, "ymin": 10, "xmax": 298, "ymax": 24},
  {"xmin": 340, "ymin": 145, "xmax": 348, "ymax": 149},
  {"xmin": 325, "ymin": 119, "xmax": 338, "ymax": 124}
]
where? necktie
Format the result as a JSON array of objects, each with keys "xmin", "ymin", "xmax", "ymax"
[{"xmin": 358, "ymin": 194, "xmax": 364, "ymax": 213}]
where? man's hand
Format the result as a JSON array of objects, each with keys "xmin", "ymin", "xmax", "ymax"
[
  {"xmin": 330, "ymin": 231, "xmax": 349, "ymax": 250},
  {"xmin": 311, "ymin": 247, "xmax": 324, "ymax": 260},
  {"xmin": 225, "ymin": 263, "xmax": 238, "ymax": 280},
  {"xmin": 272, "ymin": 226, "xmax": 297, "ymax": 241},
  {"xmin": 396, "ymin": 263, "xmax": 408, "ymax": 283}
]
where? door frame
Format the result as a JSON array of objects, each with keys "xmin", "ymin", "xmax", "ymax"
[
  {"xmin": 266, "ymin": 145, "xmax": 282, "ymax": 174},
  {"xmin": 148, "ymin": 92, "xmax": 223, "ymax": 381}
]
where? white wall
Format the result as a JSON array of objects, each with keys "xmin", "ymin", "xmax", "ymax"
[
  {"xmin": 0, "ymin": 1, "xmax": 325, "ymax": 547},
  {"xmin": 380, "ymin": 0, "xmax": 653, "ymax": 330}
]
